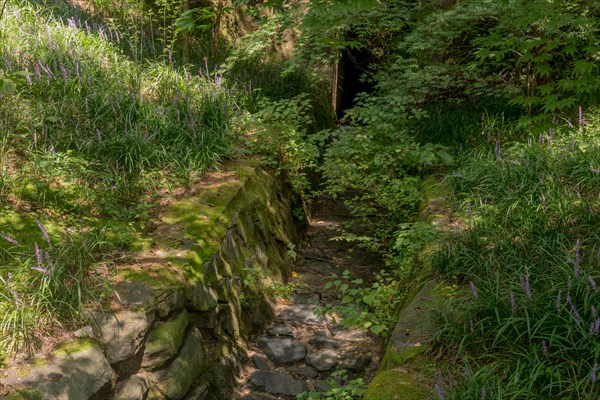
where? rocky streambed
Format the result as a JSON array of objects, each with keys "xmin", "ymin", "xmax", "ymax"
[{"xmin": 235, "ymin": 197, "xmax": 384, "ymax": 399}]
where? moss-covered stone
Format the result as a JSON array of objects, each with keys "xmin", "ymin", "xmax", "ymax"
[
  {"xmin": 381, "ymin": 344, "xmax": 428, "ymax": 370},
  {"xmin": 363, "ymin": 370, "xmax": 428, "ymax": 400},
  {"xmin": 149, "ymin": 328, "xmax": 205, "ymax": 400},
  {"xmin": 142, "ymin": 310, "xmax": 189, "ymax": 370},
  {"xmin": 52, "ymin": 337, "xmax": 99, "ymax": 357}
]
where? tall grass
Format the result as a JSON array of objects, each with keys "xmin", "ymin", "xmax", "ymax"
[
  {"xmin": 430, "ymin": 112, "xmax": 600, "ymax": 398},
  {"xmin": 0, "ymin": 0, "xmax": 241, "ymax": 358}
]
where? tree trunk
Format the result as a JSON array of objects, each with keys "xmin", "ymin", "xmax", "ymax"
[
  {"xmin": 182, "ymin": 0, "xmax": 191, "ymax": 65},
  {"xmin": 211, "ymin": 0, "xmax": 224, "ymax": 60}
]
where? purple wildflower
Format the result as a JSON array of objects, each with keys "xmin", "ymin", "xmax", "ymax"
[
  {"xmin": 592, "ymin": 362, "xmax": 597, "ymax": 383},
  {"xmin": 571, "ymin": 303, "xmax": 581, "ymax": 324},
  {"xmin": 594, "ymin": 318, "xmax": 600, "ymax": 335},
  {"xmin": 542, "ymin": 340, "xmax": 548, "ymax": 356},
  {"xmin": 556, "ymin": 290, "xmax": 562, "ymax": 312},
  {"xmin": 435, "ymin": 371, "xmax": 445, "ymax": 400},
  {"xmin": 520, "ymin": 268, "xmax": 532, "ymax": 302},
  {"xmin": 35, "ymin": 219, "xmax": 51, "ymax": 247},
  {"xmin": 109, "ymin": 97, "xmax": 117, "ymax": 114},
  {"xmin": 579, "ymin": 106, "xmax": 584, "ymax": 127},
  {"xmin": 589, "ymin": 276, "xmax": 597, "ymax": 291},
  {"xmin": 30, "ymin": 266, "xmax": 49, "ymax": 275},
  {"xmin": 34, "ymin": 242, "xmax": 42, "ymax": 267},
  {"xmin": 469, "ymin": 281, "xmax": 478, "ymax": 299},
  {"xmin": 32, "ymin": 242, "xmax": 48, "ymax": 275},
  {"xmin": 60, "ymin": 62, "xmax": 69, "ymax": 81},
  {"xmin": 495, "ymin": 140, "xmax": 501, "ymax": 160},
  {"xmin": 569, "ymin": 239, "xmax": 581, "ymax": 278},
  {"xmin": 39, "ymin": 62, "xmax": 52, "ymax": 79},
  {"xmin": 469, "ymin": 319, "xmax": 474, "ymax": 333},
  {"xmin": 0, "ymin": 234, "xmax": 19, "ymax": 246},
  {"xmin": 481, "ymin": 386, "xmax": 487, "ymax": 400},
  {"xmin": 540, "ymin": 132, "xmax": 545, "ymax": 145},
  {"xmin": 44, "ymin": 251, "xmax": 53, "ymax": 274},
  {"xmin": 434, "ymin": 383, "xmax": 445, "ymax": 400},
  {"xmin": 34, "ymin": 62, "xmax": 41, "ymax": 81},
  {"xmin": 549, "ymin": 127, "xmax": 554, "ymax": 141},
  {"xmin": 97, "ymin": 129, "xmax": 102, "ymax": 143}
]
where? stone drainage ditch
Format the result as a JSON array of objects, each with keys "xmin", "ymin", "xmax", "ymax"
[{"xmin": 234, "ymin": 196, "xmax": 385, "ymax": 399}]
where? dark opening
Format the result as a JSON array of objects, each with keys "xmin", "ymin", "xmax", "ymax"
[{"xmin": 333, "ymin": 45, "xmax": 374, "ymax": 120}]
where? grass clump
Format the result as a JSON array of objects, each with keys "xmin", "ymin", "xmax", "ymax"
[{"xmin": 429, "ymin": 112, "xmax": 600, "ymax": 398}]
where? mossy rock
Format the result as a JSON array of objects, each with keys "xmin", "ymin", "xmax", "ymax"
[
  {"xmin": 363, "ymin": 370, "xmax": 428, "ymax": 400},
  {"xmin": 380, "ymin": 344, "xmax": 429, "ymax": 371},
  {"xmin": 149, "ymin": 327, "xmax": 205, "ymax": 400},
  {"xmin": 142, "ymin": 309, "xmax": 190, "ymax": 370}
]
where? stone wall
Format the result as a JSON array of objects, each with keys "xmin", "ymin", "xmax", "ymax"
[{"xmin": 3, "ymin": 162, "xmax": 305, "ymax": 400}]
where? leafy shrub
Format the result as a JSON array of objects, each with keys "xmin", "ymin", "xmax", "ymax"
[{"xmin": 297, "ymin": 370, "xmax": 367, "ymax": 400}]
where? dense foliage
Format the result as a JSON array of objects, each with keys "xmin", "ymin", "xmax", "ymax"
[{"xmin": 1, "ymin": 0, "xmax": 600, "ymax": 396}]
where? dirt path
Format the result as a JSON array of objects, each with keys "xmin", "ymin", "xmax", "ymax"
[{"xmin": 234, "ymin": 196, "xmax": 385, "ymax": 399}]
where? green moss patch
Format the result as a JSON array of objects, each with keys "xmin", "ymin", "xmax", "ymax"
[
  {"xmin": 363, "ymin": 370, "xmax": 428, "ymax": 400},
  {"xmin": 145, "ymin": 309, "xmax": 189, "ymax": 357},
  {"xmin": 381, "ymin": 344, "xmax": 429, "ymax": 370},
  {"xmin": 116, "ymin": 264, "xmax": 184, "ymax": 289},
  {"xmin": 5, "ymin": 388, "xmax": 43, "ymax": 400},
  {"xmin": 52, "ymin": 338, "xmax": 100, "ymax": 357}
]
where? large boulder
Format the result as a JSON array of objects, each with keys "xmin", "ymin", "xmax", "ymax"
[
  {"xmin": 93, "ymin": 309, "xmax": 155, "ymax": 364},
  {"xmin": 4, "ymin": 339, "xmax": 113, "ymax": 400}
]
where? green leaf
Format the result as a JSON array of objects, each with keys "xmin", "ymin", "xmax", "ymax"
[
  {"xmin": 341, "ymin": 295, "xmax": 353, "ymax": 304},
  {"xmin": 572, "ymin": 60, "xmax": 596, "ymax": 76},
  {"xmin": 371, "ymin": 324, "xmax": 387, "ymax": 335},
  {"xmin": 174, "ymin": 9, "xmax": 198, "ymax": 34},
  {"xmin": 0, "ymin": 78, "xmax": 16, "ymax": 95},
  {"xmin": 535, "ymin": 64, "xmax": 552, "ymax": 78}
]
